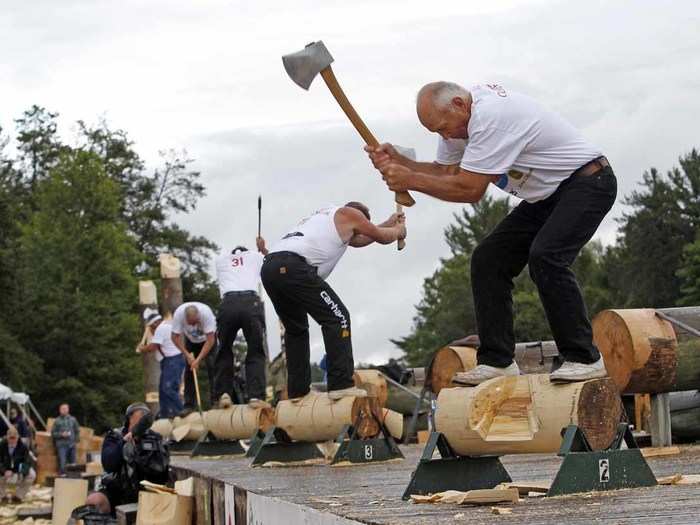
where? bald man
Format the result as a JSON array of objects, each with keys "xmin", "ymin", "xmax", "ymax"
[{"xmin": 366, "ymin": 82, "xmax": 616, "ymax": 385}]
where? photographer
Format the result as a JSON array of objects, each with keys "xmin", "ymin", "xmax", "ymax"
[{"xmin": 85, "ymin": 403, "xmax": 170, "ymax": 515}]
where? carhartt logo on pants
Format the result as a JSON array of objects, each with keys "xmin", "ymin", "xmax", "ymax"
[
  {"xmin": 320, "ymin": 290, "xmax": 348, "ymax": 330},
  {"xmin": 280, "ymin": 267, "xmax": 286, "ymax": 274}
]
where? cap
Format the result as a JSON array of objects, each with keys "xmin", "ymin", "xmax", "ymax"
[
  {"xmin": 142, "ymin": 307, "xmax": 162, "ymax": 327},
  {"xmin": 125, "ymin": 402, "xmax": 150, "ymax": 419}
]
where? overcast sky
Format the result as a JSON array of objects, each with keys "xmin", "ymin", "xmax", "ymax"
[{"xmin": 2, "ymin": 0, "xmax": 699, "ymax": 364}]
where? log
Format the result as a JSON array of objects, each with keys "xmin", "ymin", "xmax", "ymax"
[
  {"xmin": 52, "ymin": 478, "xmax": 88, "ymax": 525},
  {"xmin": 202, "ymin": 405, "xmax": 275, "ymax": 440},
  {"xmin": 353, "ymin": 370, "xmax": 388, "ymax": 406},
  {"xmin": 151, "ymin": 418, "xmax": 174, "ymax": 439},
  {"xmin": 435, "ymin": 375, "xmax": 622, "ymax": 456},
  {"xmin": 275, "ymin": 392, "xmax": 371, "ymax": 442},
  {"xmin": 139, "ymin": 280, "xmax": 160, "ymax": 413},
  {"xmin": 592, "ymin": 308, "xmax": 700, "ymax": 393},
  {"xmin": 160, "ymin": 254, "xmax": 183, "ymax": 317},
  {"xmin": 171, "ymin": 413, "xmax": 205, "ymax": 442},
  {"xmin": 428, "ymin": 341, "xmax": 560, "ymax": 394}
]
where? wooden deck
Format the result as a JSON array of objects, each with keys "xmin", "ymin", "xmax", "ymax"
[{"xmin": 173, "ymin": 444, "xmax": 700, "ymax": 524}]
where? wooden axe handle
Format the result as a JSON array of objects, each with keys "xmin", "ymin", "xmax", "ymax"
[{"xmin": 319, "ymin": 67, "xmax": 416, "ymax": 209}]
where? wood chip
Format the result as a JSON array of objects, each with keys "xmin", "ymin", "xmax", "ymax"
[
  {"xmin": 411, "ymin": 488, "xmax": 519, "ymax": 506},
  {"xmin": 641, "ymin": 446, "xmax": 681, "ymax": 458},
  {"xmin": 491, "ymin": 507, "xmax": 513, "ymax": 515},
  {"xmin": 657, "ymin": 474, "xmax": 683, "ymax": 485},
  {"xmin": 496, "ymin": 481, "xmax": 550, "ymax": 495}
]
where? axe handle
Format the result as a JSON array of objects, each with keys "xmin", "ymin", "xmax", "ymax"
[
  {"xmin": 319, "ymin": 67, "xmax": 416, "ymax": 209},
  {"xmin": 396, "ymin": 203, "xmax": 405, "ymax": 251}
]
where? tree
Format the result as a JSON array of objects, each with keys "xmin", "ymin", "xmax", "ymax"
[{"xmin": 16, "ymin": 150, "xmax": 141, "ymax": 429}]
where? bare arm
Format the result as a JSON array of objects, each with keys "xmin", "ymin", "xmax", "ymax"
[
  {"xmin": 171, "ymin": 332, "xmax": 192, "ymax": 363},
  {"xmin": 349, "ymin": 213, "xmax": 404, "ymax": 247},
  {"xmin": 338, "ymin": 207, "xmax": 405, "ymax": 246},
  {"xmin": 256, "ymin": 236, "xmax": 269, "ymax": 256},
  {"xmin": 192, "ymin": 333, "xmax": 216, "ymax": 368},
  {"xmin": 365, "ymin": 144, "xmax": 460, "ymax": 177}
]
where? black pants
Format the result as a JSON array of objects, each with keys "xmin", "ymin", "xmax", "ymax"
[
  {"xmin": 261, "ymin": 252, "xmax": 355, "ymax": 398},
  {"xmin": 214, "ymin": 292, "xmax": 267, "ymax": 401},
  {"xmin": 183, "ymin": 339, "xmax": 217, "ymax": 409},
  {"xmin": 472, "ymin": 166, "xmax": 617, "ymax": 368}
]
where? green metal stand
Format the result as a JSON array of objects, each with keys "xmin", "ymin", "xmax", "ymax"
[
  {"xmin": 547, "ymin": 423, "xmax": 657, "ymax": 496},
  {"xmin": 245, "ymin": 429, "xmax": 267, "ymax": 458},
  {"xmin": 168, "ymin": 439, "xmax": 198, "ymax": 455},
  {"xmin": 250, "ymin": 426, "xmax": 325, "ymax": 467},
  {"xmin": 331, "ymin": 422, "xmax": 404, "ymax": 465},
  {"xmin": 190, "ymin": 431, "xmax": 246, "ymax": 457},
  {"xmin": 402, "ymin": 432, "xmax": 511, "ymax": 500}
]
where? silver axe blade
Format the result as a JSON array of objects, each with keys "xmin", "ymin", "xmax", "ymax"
[{"xmin": 282, "ymin": 41, "xmax": 334, "ymax": 90}]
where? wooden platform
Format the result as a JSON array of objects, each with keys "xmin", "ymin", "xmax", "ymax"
[{"xmin": 172, "ymin": 444, "xmax": 700, "ymax": 525}]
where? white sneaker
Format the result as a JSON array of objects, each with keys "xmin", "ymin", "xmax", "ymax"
[
  {"xmin": 550, "ymin": 357, "xmax": 607, "ymax": 383},
  {"xmin": 452, "ymin": 363, "xmax": 520, "ymax": 386},
  {"xmin": 218, "ymin": 393, "xmax": 233, "ymax": 409},
  {"xmin": 248, "ymin": 398, "xmax": 271, "ymax": 409},
  {"xmin": 327, "ymin": 387, "xmax": 368, "ymax": 400}
]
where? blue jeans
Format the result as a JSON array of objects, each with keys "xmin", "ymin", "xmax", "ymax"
[
  {"xmin": 56, "ymin": 443, "xmax": 76, "ymax": 474},
  {"xmin": 159, "ymin": 354, "xmax": 186, "ymax": 418}
]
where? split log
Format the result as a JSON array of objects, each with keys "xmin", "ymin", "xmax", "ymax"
[
  {"xmin": 435, "ymin": 375, "xmax": 622, "ymax": 456},
  {"xmin": 593, "ymin": 308, "xmax": 700, "ymax": 394},
  {"xmin": 52, "ymin": 478, "xmax": 88, "ymax": 525},
  {"xmin": 160, "ymin": 254, "xmax": 183, "ymax": 317},
  {"xmin": 202, "ymin": 405, "xmax": 275, "ymax": 440},
  {"xmin": 428, "ymin": 341, "xmax": 559, "ymax": 394},
  {"xmin": 139, "ymin": 280, "xmax": 160, "ymax": 413},
  {"xmin": 353, "ymin": 369, "xmax": 388, "ymax": 406},
  {"xmin": 275, "ymin": 392, "xmax": 373, "ymax": 442},
  {"xmin": 171, "ymin": 413, "xmax": 205, "ymax": 442},
  {"xmin": 151, "ymin": 418, "xmax": 174, "ymax": 439}
]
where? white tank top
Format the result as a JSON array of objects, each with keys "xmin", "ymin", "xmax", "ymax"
[{"xmin": 269, "ymin": 206, "xmax": 348, "ymax": 279}]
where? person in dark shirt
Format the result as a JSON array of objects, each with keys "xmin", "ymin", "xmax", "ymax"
[
  {"xmin": 9, "ymin": 408, "xmax": 30, "ymax": 440},
  {"xmin": 85, "ymin": 403, "xmax": 170, "ymax": 515},
  {"xmin": 0, "ymin": 426, "xmax": 35, "ymax": 503}
]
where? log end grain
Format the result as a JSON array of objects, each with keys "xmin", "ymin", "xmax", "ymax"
[
  {"xmin": 576, "ymin": 377, "xmax": 623, "ymax": 449},
  {"xmin": 428, "ymin": 346, "xmax": 477, "ymax": 394}
]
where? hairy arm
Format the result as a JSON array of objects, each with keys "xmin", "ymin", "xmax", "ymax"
[
  {"xmin": 384, "ymin": 164, "xmax": 498, "ymax": 203},
  {"xmin": 338, "ymin": 207, "xmax": 404, "ymax": 246}
]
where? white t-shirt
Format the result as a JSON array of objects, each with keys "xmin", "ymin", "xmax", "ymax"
[
  {"xmin": 215, "ymin": 250, "xmax": 263, "ymax": 296},
  {"xmin": 171, "ymin": 302, "xmax": 217, "ymax": 344},
  {"xmin": 269, "ymin": 207, "xmax": 348, "ymax": 279},
  {"xmin": 435, "ymin": 84, "xmax": 603, "ymax": 203},
  {"xmin": 150, "ymin": 320, "xmax": 182, "ymax": 362}
]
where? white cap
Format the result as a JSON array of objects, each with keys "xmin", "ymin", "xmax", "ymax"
[{"xmin": 143, "ymin": 307, "xmax": 162, "ymax": 326}]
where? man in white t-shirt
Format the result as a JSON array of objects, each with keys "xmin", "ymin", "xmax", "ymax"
[
  {"xmin": 365, "ymin": 82, "xmax": 617, "ymax": 385},
  {"xmin": 170, "ymin": 302, "xmax": 217, "ymax": 410},
  {"xmin": 139, "ymin": 309, "xmax": 186, "ymax": 418},
  {"xmin": 213, "ymin": 238, "xmax": 268, "ymax": 408}
]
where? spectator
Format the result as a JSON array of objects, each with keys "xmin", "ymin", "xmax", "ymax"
[
  {"xmin": 139, "ymin": 309, "xmax": 186, "ymax": 418},
  {"xmin": 9, "ymin": 408, "xmax": 30, "ymax": 441},
  {"xmin": 0, "ymin": 426, "xmax": 36, "ymax": 503},
  {"xmin": 51, "ymin": 403, "xmax": 80, "ymax": 475},
  {"xmin": 85, "ymin": 403, "xmax": 170, "ymax": 515}
]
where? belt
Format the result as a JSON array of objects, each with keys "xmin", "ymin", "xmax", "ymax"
[
  {"xmin": 223, "ymin": 290, "xmax": 257, "ymax": 297},
  {"xmin": 573, "ymin": 156, "xmax": 610, "ymax": 177},
  {"xmin": 265, "ymin": 251, "xmax": 307, "ymax": 263}
]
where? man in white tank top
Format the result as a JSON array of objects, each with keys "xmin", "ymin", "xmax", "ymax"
[
  {"xmin": 365, "ymin": 82, "xmax": 616, "ymax": 386},
  {"xmin": 261, "ymin": 202, "xmax": 406, "ymax": 401},
  {"xmin": 213, "ymin": 238, "xmax": 268, "ymax": 408}
]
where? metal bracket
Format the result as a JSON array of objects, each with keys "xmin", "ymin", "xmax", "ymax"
[
  {"xmin": 548, "ymin": 424, "xmax": 657, "ymax": 496},
  {"xmin": 655, "ymin": 310, "xmax": 700, "ymax": 338},
  {"xmin": 190, "ymin": 431, "xmax": 246, "ymax": 457},
  {"xmin": 401, "ymin": 432, "xmax": 511, "ymax": 500},
  {"xmin": 331, "ymin": 419, "xmax": 404, "ymax": 466},
  {"xmin": 250, "ymin": 426, "xmax": 325, "ymax": 467},
  {"xmin": 245, "ymin": 429, "xmax": 267, "ymax": 458},
  {"xmin": 168, "ymin": 439, "xmax": 198, "ymax": 455}
]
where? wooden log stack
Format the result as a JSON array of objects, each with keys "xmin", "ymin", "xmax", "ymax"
[
  {"xmin": 593, "ymin": 308, "xmax": 700, "ymax": 394},
  {"xmin": 435, "ymin": 375, "xmax": 622, "ymax": 455}
]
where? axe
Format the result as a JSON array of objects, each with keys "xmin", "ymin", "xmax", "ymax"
[{"xmin": 282, "ymin": 41, "xmax": 414, "ymax": 250}]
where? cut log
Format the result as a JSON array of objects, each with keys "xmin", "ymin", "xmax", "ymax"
[
  {"xmin": 139, "ymin": 280, "xmax": 161, "ymax": 413},
  {"xmin": 428, "ymin": 342, "xmax": 560, "ymax": 394},
  {"xmin": 593, "ymin": 308, "xmax": 700, "ymax": 393},
  {"xmin": 52, "ymin": 478, "xmax": 88, "ymax": 525},
  {"xmin": 353, "ymin": 407, "xmax": 403, "ymax": 440},
  {"xmin": 671, "ymin": 406, "xmax": 700, "ymax": 440},
  {"xmin": 202, "ymin": 405, "xmax": 275, "ymax": 440},
  {"xmin": 275, "ymin": 392, "xmax": 372, "ymax": 442},
  {"xmin": 151, "ymin": 418, "xmax": 174, "ymax": 439},
  {"xmin": 353, "ymin": 370, "xmax": 388, "ymax": 407},
  {"xmin": 171, "ymin": 413, "xmax": 205, "ymax": 442},
  {"xmin": 435, "ymin": 375, "xmax": 622, "ymax": 456}
]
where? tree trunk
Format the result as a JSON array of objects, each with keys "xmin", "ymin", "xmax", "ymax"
[
  {"xmin": 203, "ymin": 405, "xmax": 275, "ymax": 440},
  {"xmin": 139, "ymin": 280, "xmax": 160, "ymax": 413},
  {"xmin": 428, "ymin": 341, "xmax": 559, "ymax": 394},
  {"xmin": 592, "ymin": 308, "xmax": 700, "ymax": 394},
  {"xmin": 275, "ymin": 392, "xmax": 372, "ymax": 442},
  {"xmin": 435, "ymin": 375, "xmax": 622, "ymax": 456},
  {"xmin": 160, "ymin": 254, "xmax": 183, "ymax": 317},
  {"xmin": 353, "ymin": 370, "xmax": 388, "ymax": 406}
]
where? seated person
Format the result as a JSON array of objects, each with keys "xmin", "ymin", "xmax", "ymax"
[
  {"xmin": 85, "ymin": 403, "xmax": 171, "ymax": 515},
  {"xmin": 0, "ymin": 426, "xmax": 36, "ymax": 503}
]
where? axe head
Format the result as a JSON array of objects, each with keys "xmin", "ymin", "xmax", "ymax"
[{"xmin": 282, "ymin": 41, "xmax": 334, "ymax": 90}]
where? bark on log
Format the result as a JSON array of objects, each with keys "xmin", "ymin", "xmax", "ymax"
[
  {"xmin": 428, "ymin": 341, "xmax": 560, "ymax": 394},
  {"xmin": 203, "ymin": 405, "xmax": 275, "ymax": 440},
  {"xmin": 275, "ymin": 392, "xmax": 372, "ymax": 442},
  {"xmin": 139, "ymin": 280, "xmax": 160, "ymax": 413},
  {"xmin": 592, "ymin": 308, "xmax": 700, "ymax": 393},
  {"xmin": 435, "ymin": 375, "xmax": 622, "ymax": 455},
  {"xmin": 353, "ymin": 370, "xmax": 388, "ymax": 406}
]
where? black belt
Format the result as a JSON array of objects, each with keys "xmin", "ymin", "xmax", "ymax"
[
  {"xmin": 223, "ymin": 290, "xmax": 258, "ymax": 297},
  {"xmin": 572, "ymin": 156, "xmax": 610, "ymax": 177},
  {"xmin": 265, "ymin": 251, "xmax": 307, "ymax": 263}
]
